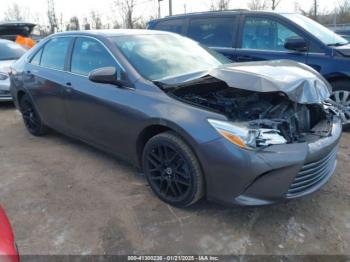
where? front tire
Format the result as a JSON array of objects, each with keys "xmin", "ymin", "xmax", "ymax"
[
  {"xmin": 329, "ymin": 80, "xmax": 350, "ymax": 131},
  {"xmin": 142, "ymin": 131, "xmax": 204, "ymax": 207},
  {"xmin": 19, "ymin": 93, "xmax": 48, "ymax": 136}
]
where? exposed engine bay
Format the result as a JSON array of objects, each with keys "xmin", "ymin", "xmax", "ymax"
[{"xmin": 162, "ymin": 76, "xmax": 336, "ymax": 147}]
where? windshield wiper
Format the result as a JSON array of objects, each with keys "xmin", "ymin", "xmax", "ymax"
[
  {"xmin": 328, "ymin": 42, "xmax": 348, "ymax": 47},
  {"xmin": 0, "ymin": 57, "xmax": 19, "ymax": 61}
]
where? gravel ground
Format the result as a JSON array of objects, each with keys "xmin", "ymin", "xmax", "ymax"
[{"xmin": 0, "ymin": 102, "xmax": 349, "ymax": 256}]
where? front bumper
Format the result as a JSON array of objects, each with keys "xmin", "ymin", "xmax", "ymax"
[
  {"xmin": 0, "ymin": 79, "xmax": 12, "ymax": 102},
  {"xmin": 198, "ymin": 117, "xmax": 342, "ymax": 206},
  {"xmin": 0, "ymin": 95, "xmax": 13, "ymax": 102}
]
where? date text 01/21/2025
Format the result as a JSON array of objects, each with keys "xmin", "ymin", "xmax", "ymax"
[{"xmin": 127, "ymin": 255, "xmax": 219, "ymax": 261}]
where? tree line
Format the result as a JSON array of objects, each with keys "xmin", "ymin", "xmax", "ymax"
[{"xmin": 3, "ymin": 0, "xmax": 350, "ymax": 35}]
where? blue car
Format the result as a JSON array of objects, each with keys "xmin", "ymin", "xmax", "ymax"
[{"xmin": 148, "ymin": 11, "xmax": 350, "ymax": 129}]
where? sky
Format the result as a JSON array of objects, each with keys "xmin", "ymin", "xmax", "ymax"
[{"xmin": 0, "ymin": 0, "xmax": 339, "ymax": 27}]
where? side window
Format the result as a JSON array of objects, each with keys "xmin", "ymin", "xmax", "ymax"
[
  {"xmin": 154, "ymin": 19, "xmax": 184, "ymax": 34},
  {"xmin": 41, "ymin": 38, "xmax": 71, "ymax": 70},
  {"xmin": 187, "ymin": 17, "xmax": 236, "ymax": 48},
  {"xmin": 71, "ymin": 38, "xmax": 117, "ymax": 76},
  {"xmin": 242, "ymin": 17, "xmax": 301, "ymax": 51},
  {"xmin": 30, "ymin": 48, "xmax": 43, "ymax": 65}
]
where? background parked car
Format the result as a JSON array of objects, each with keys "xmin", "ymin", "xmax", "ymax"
[
  {"xmin": 0, "ymin": 21, "xmax": 36, "ymax": 49},
  {"xmin": 0, "ymin": 206, "xmax": 19, "ymax": 262},
  {"xmin": 0, "ymin": 21, "xmax": 36, "ymax": 41},
  {"xmin": 148, "ymin": 11, "xmax": 350, "ymax": 129},
  {"xmin": 0, "ymin": 39, "xmax": 26, "ymax": 102}
]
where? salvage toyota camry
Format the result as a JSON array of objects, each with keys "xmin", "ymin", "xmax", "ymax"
[{"xmin": 9, "ymin": 30, "xmax": 342, "ymax": 207}]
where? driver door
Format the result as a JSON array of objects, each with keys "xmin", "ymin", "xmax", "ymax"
[
  {"xmin": 234, "ymin": 15, "xmax": 307, "ymax": 63},
  {"xmin": 63, "ymin": 37, "xmax": 130, "ymax": 152}
]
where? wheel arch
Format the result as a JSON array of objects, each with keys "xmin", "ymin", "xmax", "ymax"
[
  {"xmin": 16, "ymin": 90, "xmax": 47, "ymax": 127},
  {"xmin": 135, "ymin": 120, "xmax": 203, "ymax": 170},
  {"xmin": 326, "ymin": 74, "xmax": 350, "ymax": 90},
  {"xmin": 136, "ymin": 124, "xmax": 171, "ymax": 166}
]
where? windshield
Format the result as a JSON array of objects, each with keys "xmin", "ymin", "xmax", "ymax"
[
  {"xmin": 0, "ymin": 41, "xmax": 26, "ymax": 60},
  {"xmin": 283, "ymin": 13, "xmax": 348, "ymax": 46},
  {"xmin": 111, "ymin": 34, "xmax": 230, "ymax": 81}
]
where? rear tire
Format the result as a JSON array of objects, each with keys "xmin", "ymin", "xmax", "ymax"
[
  {"xmin": 142, "ymin": 131, "xmax": 204, "ymax": 207},
  {"xmin": 19, "ymin": 93, "xmax": 48, "ymax": 136},
  {"xmin": 329, "ymin": 80, "xmax": 350, "ymax": 131}
]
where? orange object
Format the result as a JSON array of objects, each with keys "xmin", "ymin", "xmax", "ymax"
[{"xmin": 15, "ymin": 35, "xmax": 36, "ymax": 49}]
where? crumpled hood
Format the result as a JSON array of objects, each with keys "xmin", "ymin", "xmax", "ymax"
[
  {"xmin": 208, "ymin": 60, "xmax": 331, "ymax": 104},
  {"xmin": 159, "ymin": 60, "xmax": 332, "ymax": 104}
]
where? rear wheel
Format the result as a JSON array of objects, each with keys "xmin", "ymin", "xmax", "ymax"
[
  {"xmin": 19, "ymin": 93, "xmax": 48, "ymax": 136},
  {"xmin": 142, "ymin": 131, "xmax": 204, "ymax": 207},
  {"xmin": 329, "ymin": 80, "xmax": 350, "ymax": 131}
]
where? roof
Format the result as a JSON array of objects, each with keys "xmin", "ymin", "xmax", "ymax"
[
  {"xmin": 149, "ymin": 10, "xmax": 296, "ymax": 23},
  {"xmin": 55, "ymin": 29, "xmax": 174, "ymax": 37},
  {"xmin": 0, "ymin": 21, "xmax": 36, "ymax": 27},
  {"xmin": 0, "ymin": 39, "xmax": 13, "ymax": 43}
]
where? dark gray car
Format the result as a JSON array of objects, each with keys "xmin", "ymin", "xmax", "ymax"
[{"xmin": 10, "ymin": 30, "xmax": 342, "ymax": 207}]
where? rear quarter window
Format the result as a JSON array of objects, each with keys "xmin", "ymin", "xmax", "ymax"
[
  {"xmin": 29, "ymin": 48, "xmax": 43, "ymax": 65},
  {"xmin": 40, "ymin": 37, "xmax": 71, "ymax": 70}
]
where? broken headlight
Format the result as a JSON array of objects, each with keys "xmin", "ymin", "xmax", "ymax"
[{"xmin": 208, "ymin": 119, "xmax": 287, "ymax": 149}]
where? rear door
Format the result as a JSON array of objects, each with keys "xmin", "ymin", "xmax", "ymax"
[
  {"xmin": 24, "ymin": 37, "xmax": 72, "ymax": 130},
  {"xmin": 186, "ymin": 16, "xmax": 238, "ymax": 61},
  {"xmin": 235, "ymin": 15, "xmax": 307, "ymax": 63}
]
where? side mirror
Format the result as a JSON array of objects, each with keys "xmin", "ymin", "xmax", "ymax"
[
  {"xmin": 88, "ymin": 67, "xmax": 120, "ymax": 85},
  {"xmin": 284, "ymin": 37, "xmax": 308, "ymax": 52}
]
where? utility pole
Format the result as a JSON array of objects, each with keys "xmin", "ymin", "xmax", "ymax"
[
  {"xmin": 169, "ymin": 0, "xmax": 172, "ymax": 16},
  {"xmin": 313, "ymin": 0, "xmax": 318, "ymax": 20},
  {"xmin": 158, "ymin": 0, "xmax": 163, "ymax": 18}
]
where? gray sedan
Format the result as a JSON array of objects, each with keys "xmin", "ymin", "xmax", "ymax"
[
  {"xmin": 9, "ymin": 30, "xmax": 342, "ymax": 207},
  {"xmin": 0, "ymin": 39, "xmax": 26, "ymax": 101}
]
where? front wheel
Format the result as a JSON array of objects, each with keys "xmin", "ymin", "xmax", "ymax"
[
  {"xmin": 19, "ymin": 93, "xmax": 48, "ymax": 136},
  {"xmin": 142, "ymin": 131, "xmax": 204, "ymax": 207},
  {"xmin": 329, "ymin": 80, "xmax": 350, "ymax": 131}
]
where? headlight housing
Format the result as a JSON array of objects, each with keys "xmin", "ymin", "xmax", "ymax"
[
  {"xmin": 0, "ymin": 72, "xmax": 8, "ymax": 81},
  {"xmin": 208, "ymin": 119, "xmax": 287, "ymax": 150}
]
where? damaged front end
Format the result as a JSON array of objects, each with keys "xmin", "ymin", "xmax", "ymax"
[{"xmin": 157, "ymin": 60, "xmax": 338, "ymax": 149}]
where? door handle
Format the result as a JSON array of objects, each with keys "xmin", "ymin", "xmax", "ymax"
[{"xmin": 65, "ymin": 82, "xmax": 72, "ymax": 93}]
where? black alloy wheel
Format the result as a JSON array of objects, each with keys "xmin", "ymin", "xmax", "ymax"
[
  {"xmin": 143, "ymin": 131, "xmax": 204, "ymax": 207},
  {"xmin": 19, "ymin": 94, "xmax": 48, "ymax": 136}
]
